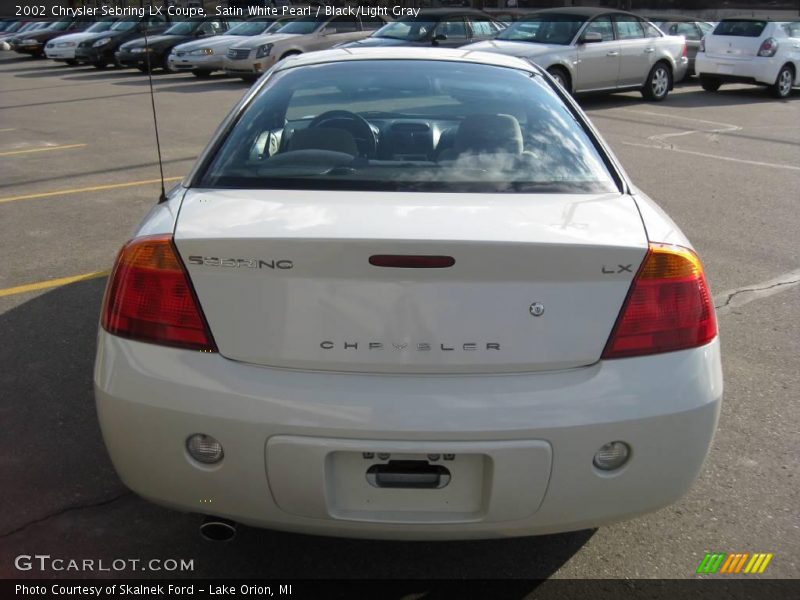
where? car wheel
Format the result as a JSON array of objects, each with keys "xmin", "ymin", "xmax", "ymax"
[
  {"xmin": 699, "ymin": 76, "xmax": 721, "ymax": 92},
  {"xmin": 65, "ymin": 59, "xmax": 78, "ymax": 66},
  {"xmin": 240, "ymin": 74, "xmax": 258, "ymax": 83},
  {"xmin": 162, "ymin": 54, "xmax": 175, "ymax": 74},
  {"xmin": 137, "ymin": 64, "xmax": 150, "ymax": 73},
  {"xmin": 93, "ymin": 61, "xmax": 108, "ymax": 69},
  {"xmin": 192, "ymin": 69, "xmax": 212, "ymax": 78},
  {"xmin": 770, "ymin": 65, "xmax": 794, "ymax": 99},
  {"xmin": 546, "ymin": 67, "xmax": 571, "ymax": 93},
  {"xmin": 642, "ymin": 62, "xmax": 671, "ymax": 101}
]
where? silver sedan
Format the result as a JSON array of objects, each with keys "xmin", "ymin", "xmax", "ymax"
[{"xmin": 467, "ymin": 7, "xmax": 688, "ymax": 101}]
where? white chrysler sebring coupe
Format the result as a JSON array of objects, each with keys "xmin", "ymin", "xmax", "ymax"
[{"xmin": 95, "ymin": 48, "xmax": 722, "ymax": 540}]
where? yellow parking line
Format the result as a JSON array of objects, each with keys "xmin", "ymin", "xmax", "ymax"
[
  {"xmin": 0, "ymin": 176, "xmax": 184, "ymax": 205},
  {"xmin": 0, "ymin": 128, "xmax": 16, "ymax": 133},
  {"xmin": 0, "ymin": 270, "xmax": 110, "ymax": 298},
  {"xmin": 0, "ymin": 143, "xmax": 87, "ymax": 157}
]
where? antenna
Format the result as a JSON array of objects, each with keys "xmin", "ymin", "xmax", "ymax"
[{"xmin": 142, "ymin": 10, "xmax": 167, "ymax": 203}]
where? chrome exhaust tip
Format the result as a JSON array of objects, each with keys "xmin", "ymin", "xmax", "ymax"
[{"xmin": 200, "ymin": 516, "xmax": 237, "ymax": 542}]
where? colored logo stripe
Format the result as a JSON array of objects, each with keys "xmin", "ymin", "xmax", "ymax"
[
  {"xmin": 744, "ymin": 553, "xmax": 773, "ymax": 574},
  {"xmin": 697, "ymin": 552, "xmax": 773, "ymax": 574},
  {"xmin": 697, "ymin": 553, "xmax": 726, "ymax": 573}
]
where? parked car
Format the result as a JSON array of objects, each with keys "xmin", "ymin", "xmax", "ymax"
[
  {"xmin": 484, "ymin": 9, "xmax": 528, "ymax": 24},
  {"xmin": 1, "ymin": 21, "xmax": 51, "ymax": 50},
  {"xmin": 342, "ymin": 9, "xmax": 504, "ymax": 49},
  {"xmin": 168, "ymin": 16, "xmax": 290, "ymax": 77},
  {"xmin": 224, "ymin": 14, "xmax": 386, "ymax": 82},
  {"xmin": 117, "ymin": 17, "xmax": 239, "ymax": 73},
  {"xmin": 695, "ymin": 18, "xmax": 800, "ymax": 98},
  {"xmin": 45, "ymin": 17, "xmax": 118, "ymax": 65},
  {"xmin": 0, "ymin": 19, "xmax": 36, "ymax": 50},
  {"xmin": 467, "ymin": 7, "xmax": 688, "ymax": 101},
  {"xmin": 95, "ymin": 47, "xmax": 721, "ymax": 541},
  {"xmin": 74, "ymin": 15, "xmax": 173, "ymax": 69},
  {"xmin": 0, "ymin": 18, "xmax": 22, "ymax": 33},
  {"xmin": 13, "ymin": 17, "xmax": 95, "ymax": 58},
  {"xmin": 645, "ymin": 15, "xmax": 715, "ymax": 78}
]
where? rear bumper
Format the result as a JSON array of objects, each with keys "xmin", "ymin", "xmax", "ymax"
[
  {"xmin": 95, "ymin": 333, "xmax": 722, "ymax": 539},
  {"xmin": 696, "ymin": 53, "xmax": 783, "ymax": 86}
]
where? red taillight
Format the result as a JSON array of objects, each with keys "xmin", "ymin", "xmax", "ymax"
[
  {"xmin": 101, "ymin": 234, "xmax": 216, "ymax": 352},
  {"xmin": 757, "ymin": 37, "xmax": 778, "ymax": 57},
  {"xmin": 602, "ymin": 243, "xmax": 716, "ymax": 359},
  {"xmin": 682, "ymin": 42, "xmax": 687, "ymax": 58}
]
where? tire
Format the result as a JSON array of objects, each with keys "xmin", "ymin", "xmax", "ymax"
[
  {"xmin": 769, "ymin": 65, "xmax": 794, "ymax": 99},
  {"xmin": 546, "ymin": 66, "xmax": 571, "ymax": 93},
  {"xmin": 65, "ymin": 59, "xmax": 78, "ymax": 66},
  {"xmin": 192, "ymin": 69, "xmax": 212, "ymax": 78},
  {"xmin": 699, "ymin": 76, "xmax": 721, "ymax": 92},
  {"xmin": 93, "ymin": 61, "xmax": 108, "ymax": 69},
  {"xmin": 240, "ymin": 74, "xmax": 257, "ymax": 83},
  {"xmin": 161, "ymin": 54, "xmax": 174, "ymax": 74},
  {"xmin": 641, "ymin": 62, "xmax": 671, "ymax": 101},
  {"xmin": 137, "ymin": 64, "xmax": 150, "ymax": 73}
]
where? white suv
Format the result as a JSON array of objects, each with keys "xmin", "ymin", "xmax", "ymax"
[{"xmin": 696, "ymin": 18, "xmax": 800, "ymax": 98}]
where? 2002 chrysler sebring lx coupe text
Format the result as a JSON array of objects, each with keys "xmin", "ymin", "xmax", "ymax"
[{"xmin": 94, "ymin": 48, "xmax": 722, "ymax": 540}]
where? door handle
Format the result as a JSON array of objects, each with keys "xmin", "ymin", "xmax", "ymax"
[
  {"xmin": 644, "ymin": 47, "xmax": 655, "ymax": 53},
  {"xmin": 606, "ymin": 51, "xmax": 620, "ymax": 56}
]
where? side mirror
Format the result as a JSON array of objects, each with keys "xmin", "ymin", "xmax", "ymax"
[
  {"xmin": 580, "ymin": 31, "xmax": 603, "ymax": 44},
  {"xmin": 195, "ymin": 30, "xmax": 207, "ymax": 37},
  {"xmin": 432, "ymin": 33, "xmax": 447, "ymax": 45},
  {"xmin": 319, "ymin": 26, "xmax": 330, "ymax": 35}
]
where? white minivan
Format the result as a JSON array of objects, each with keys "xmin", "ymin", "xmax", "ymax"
[{"xmin": 695, "ymin": 18, "xmax": 800, "ymax": 98}]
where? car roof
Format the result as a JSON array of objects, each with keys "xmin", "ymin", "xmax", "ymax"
[
  {"xmin": 274, "ymin": 47, "xmax": 542, "ymax": 74},
  {"xmin": 415, "ymin": 8, "xmax": 496, "ymax": 17},
  {"xmin": 527, "ymin": 7, "xmax": 636, "ymax": 18},
  {"xmin": 644, "ymin": 15, "xmax": 696, "ymax": 23}
]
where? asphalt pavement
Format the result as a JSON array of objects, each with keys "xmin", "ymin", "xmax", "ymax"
[{"xmin": 0, "ymin": 54, "xmax": 797, "ymax": 584}]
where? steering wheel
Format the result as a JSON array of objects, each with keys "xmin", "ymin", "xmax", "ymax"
[{"xmin": 308, "ymin": 110, "xmax": 377, "ymax": 158}]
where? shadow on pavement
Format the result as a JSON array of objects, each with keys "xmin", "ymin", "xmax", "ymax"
[
  {"xmin": 111, "ymin": 75, "xmax": 252, "ymax": 94},
  {"xmin": 578, "ymin": 84, "xmax": 796, "ymax": 111},
  {"xmin": 0, "ymin": 278, "xmax": 594, "ymax": 582}
]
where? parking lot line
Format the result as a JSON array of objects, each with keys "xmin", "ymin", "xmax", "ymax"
[
  {"xmin": 0, "ymin": 270, "xmax": 109, "ymax": 298},
  {"xmin": 0, "ymin": 176, "xmax": 184, "ymax": 205},
  {"xmin": 0, "ymin": 143, "xmax": 87, "ymax": 157},
  {"xmin": 621, "ymin": 141, "xmax": 800, "ymax": 172}
]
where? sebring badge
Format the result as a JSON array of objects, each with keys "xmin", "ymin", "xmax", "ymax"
[
  {"xmin": 529, "ymin": 302, "xmax": 545, "ymax": 317},
  {"xmin": 187, "ymin": 256, "xmax": 293, "ymax": 270}
]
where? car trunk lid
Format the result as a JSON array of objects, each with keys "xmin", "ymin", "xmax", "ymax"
[{"xmin": 174, "ymin": 189, "xmax": 648, "ymax": 374}]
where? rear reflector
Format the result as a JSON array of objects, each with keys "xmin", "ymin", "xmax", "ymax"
[
  {"xmin": 602, "ymin": 243, "xmax": 716, "ymax": 359},
  {"xmin": 101, "ymin": 234, "xmax": 216, "ymax": 352},
  {"xmin": 369, "ymin": 255, "xmax": 455, "ymax": 268}
]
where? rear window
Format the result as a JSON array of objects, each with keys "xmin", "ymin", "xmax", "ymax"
[
  {"xmin": 713, "ymin": 20, "xmax": 768, "ymax": 37},
  {"xmin": 198, "ymin": 60, "xmax": 617, "ymax": 194}
]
